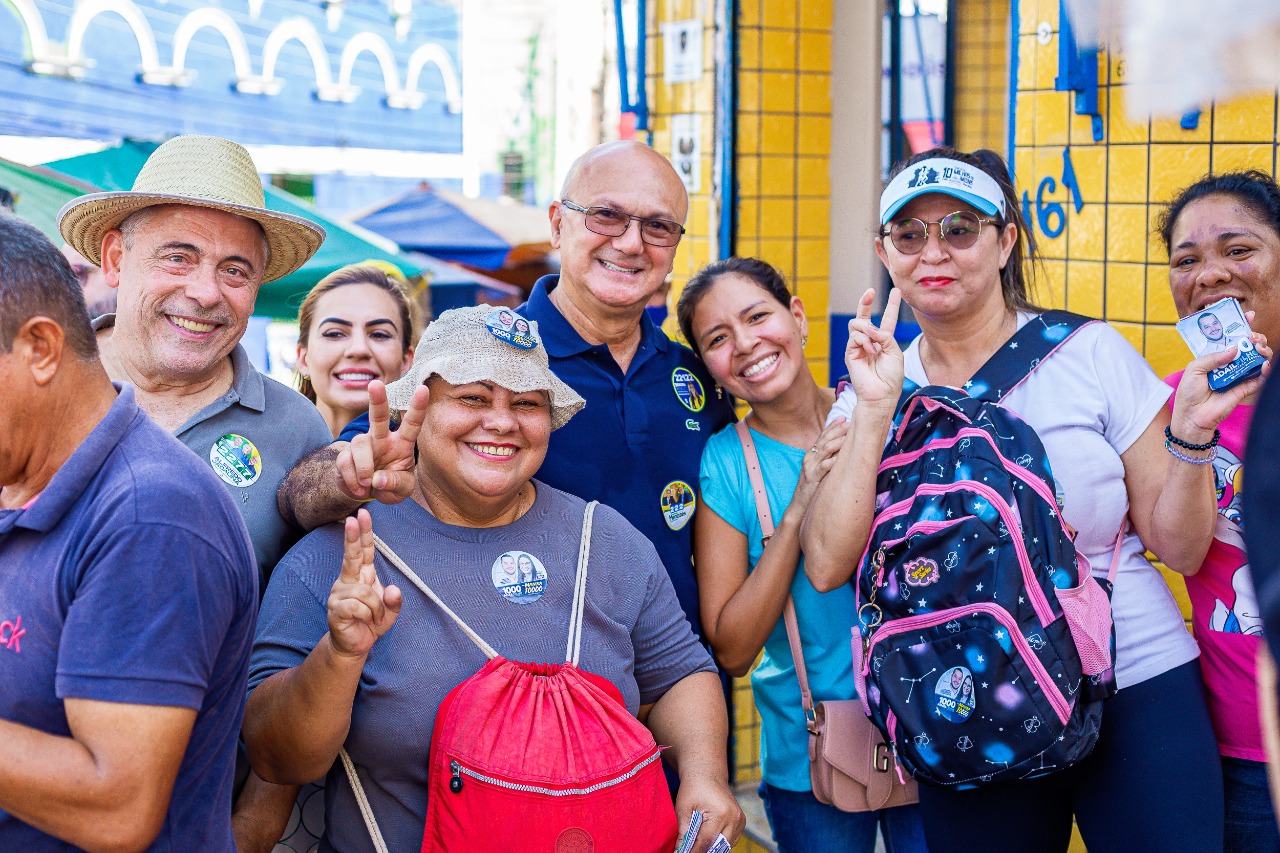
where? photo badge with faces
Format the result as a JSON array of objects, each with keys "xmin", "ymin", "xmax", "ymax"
[
  {"xmin": 491, "ymin": 550, "xmax": 548, "ymax": 604},
  {"xmin": 934, "ymin": 665, "xmax": 976, "ymax": 723},
  {"xmin": 1176, "ymin": 297, "xmax": 1266, "ymax": 392},
  {"xmin": 209, "ymin": 433, "xmax": 262, "ymax": 487},
  {"xmin": 660, "ymin": 480, "xmax": 697, "ymax": 531},
  {"xmin": 484, "ymin": 308, "xmax": 538, "ymax": 350}
]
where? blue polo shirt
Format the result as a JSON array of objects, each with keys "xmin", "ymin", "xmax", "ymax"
[
  {"xmin": 521, "ymin": 276, "xmax": 734, "ymax": 637},
  {"xmin": 0, "ymin": 385, "xmax": 257, "ymax": 851}
]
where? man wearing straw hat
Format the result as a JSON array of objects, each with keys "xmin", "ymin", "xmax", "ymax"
[{"xmin": 57, "ymin": 134, "xmax": 335, "ymax": 851}]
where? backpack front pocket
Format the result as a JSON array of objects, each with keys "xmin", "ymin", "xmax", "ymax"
[{"xmin": 866, "ymin": 605, "xmax": 1070, "ymax": 786}]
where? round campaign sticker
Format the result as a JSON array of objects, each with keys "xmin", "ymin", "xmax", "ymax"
[
  {"xmin": 934, "ymin": 665, "xmax": 976, "ymax": 723},
  {"xmin": 491, "ymin": 551, "xmax": 548, "ymax": 604},
  {"xmin": 660, "ymin": 480, "xmax": 697, "ymax": 531},
  {"xmin": 209, "ymin": 433, "xmax": 262, "ymax": 488},
  {"xmin": 485, "ymin": 308, "xmax": 537, "ymax": 350},
  {"xmin": 671, "ymin": 367, "xmax": 706, "ymax": 412}
]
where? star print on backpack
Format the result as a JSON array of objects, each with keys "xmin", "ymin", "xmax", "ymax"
[{"xmin": 850, "ymin": 311, "xmax": 1123, "ymax": 789}]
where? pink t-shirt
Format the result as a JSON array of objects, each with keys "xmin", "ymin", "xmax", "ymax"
[{"xmin": 1166, "ymin": 372, "xmax": 1262, "ymax": 760}]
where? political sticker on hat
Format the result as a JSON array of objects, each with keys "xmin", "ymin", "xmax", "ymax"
[
  {"xmin": 934, "ymin": 665, "xmax": 976, "ymax": 723},
  {"xmin": 209, "ymin": 434, "xmax": 262, "ymax": 488},
  {"xmin": 671, "ymin": 367, "xmax": 705, "ymax": 412},
  {"xmin": 491, "ymin": 551, "xmax": 547, "ymax": 604},
  {"xmin": 660, "ymin": 480, "xmax": 697, "ymax": 531},
  {"xmin": 485, "ymin": 308, "xmax": 537, "ymax": 350}
]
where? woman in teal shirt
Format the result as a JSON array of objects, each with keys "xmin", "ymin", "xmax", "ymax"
[{"xmin": 678, "ymin": 258, "xmax": 926, "ymax": 853}]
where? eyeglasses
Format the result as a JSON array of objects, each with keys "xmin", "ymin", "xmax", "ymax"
[
  {"xmin": 560, "ymin": 200, "xmax": 685, "ymax": 247},
  {"xmin": 881, "ymin": 211, "xmax": 999, "ymax": 255}
]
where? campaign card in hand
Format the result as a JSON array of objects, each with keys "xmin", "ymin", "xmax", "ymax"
[
  {"xmin": 675, "ymin": 810, "xmax": 704, "ymax": 853},
  {"xmin": 1175, "ymin": 297, "xmax": 1267, "ymax": 392},
  {"xmin": 706, "ymin": 834, "xmax": 733, "ymax": 853}
]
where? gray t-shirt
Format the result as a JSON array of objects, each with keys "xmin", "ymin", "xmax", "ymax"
[
  {"xmin": 93, "ymin": 315, "xmax": 332, "ymax": 585},
  {"xmin": 172, "ymin": 345, "xmax": 331, "ymax": 586},
  {"xmin": 249, "ymin": 482, "xmax": 714, "ymax": 853}
]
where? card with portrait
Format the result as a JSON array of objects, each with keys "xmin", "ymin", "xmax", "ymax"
[{"xmin": 1175, "ymin": 297, "xmax": 1266, "ymax": 392}]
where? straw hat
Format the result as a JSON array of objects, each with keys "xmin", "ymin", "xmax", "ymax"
[
  {"xmin": 386, "ymin": 305, "xmax": 585, "ymax": 430},
  {"xmin": 57, "ymin": 135, "xmax": 325, "ymax": 283}
]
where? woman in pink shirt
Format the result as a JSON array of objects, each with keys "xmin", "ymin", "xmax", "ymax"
[{"xmin": 1159, "ymin": 170, "xmax": 1280, "ymax": 853}]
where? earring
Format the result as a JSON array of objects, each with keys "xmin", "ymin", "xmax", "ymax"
[
  {"xmin": 716, "ymin": 384, "xmax": 724, "ymax": 400},
  {"xmin": 802, "ymin": 336, "xmax": 809, "ymax": 347}
]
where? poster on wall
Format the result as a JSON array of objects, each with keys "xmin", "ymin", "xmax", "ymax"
[
  {"xmin": 663, "ymin": 19, "xmax": 704, "ymax": 83},
  {"xmin": 671, "ymin": 113, "xmax": 701, "ymax": 193}
]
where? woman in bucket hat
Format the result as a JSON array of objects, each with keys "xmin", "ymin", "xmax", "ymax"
[{"xmin": 243, "ymin": 305, "xmax": 744, "ymax": 852}]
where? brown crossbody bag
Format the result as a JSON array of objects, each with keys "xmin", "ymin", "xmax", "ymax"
[{"xmin": 736, "ymin": 420, "xmax": 918, "ymax": 812}]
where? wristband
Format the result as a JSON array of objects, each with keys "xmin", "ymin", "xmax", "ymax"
[
  {"xmin": 1164, "ymin": 425, "xmax": 1220, "ymax": 452},
  {"xmin": 1164, "ymin": 440, "xmax": 1218, "ymax": 465}
]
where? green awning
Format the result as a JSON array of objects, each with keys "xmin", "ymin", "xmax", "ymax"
[
  {"xmin": 46, "ymin": 140, "xmax": 424, "ymax": 319},
  {"xmin": 0, "ymin": 158, "xmax": 101, "ymax": 243}
]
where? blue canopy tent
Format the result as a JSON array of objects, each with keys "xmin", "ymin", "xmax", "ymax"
[{"xmin": 350, "ymin": 184, "xmax": 552, "ymax": 270}]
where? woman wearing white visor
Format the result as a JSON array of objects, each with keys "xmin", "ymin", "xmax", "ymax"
[{"xmin": 803, "ymin": 147, "xmax": 1247, "ymax": 851}]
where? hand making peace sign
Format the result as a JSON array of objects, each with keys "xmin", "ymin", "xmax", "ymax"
[
  {"xmin": 327, "ymin": 508, "xmax": 403, "ymax": 658},
  {"xmin": 336, "ymin": 379, "xmax": 430, "ymax": 504},
  {"xmin": 844, "ymin": 287, "xmax": 906, "ymax": 411}
]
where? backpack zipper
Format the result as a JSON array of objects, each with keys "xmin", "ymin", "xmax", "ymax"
[
  {"xmin": 447, "ymin": 749, "xmax": 663, "ymax": 797},
  {"xmin": 880, "ymin": 426, "xmax": 1062, "ymax": 514},
  {"xmin": 864, "ymin": 602, "xmax": 1070, "ymax": 725},
  {"xmin": 868, "ymin": 480, "xmax": 1055, "ymax": 626}
]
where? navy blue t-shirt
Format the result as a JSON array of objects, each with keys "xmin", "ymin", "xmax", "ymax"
[
  {"xmin": 521, "ymin": 276, "xmax": 734, "ymax": 637},
  {"xmin": 0, "ymin": 385, "xmax": 257, "ymax": 851}
]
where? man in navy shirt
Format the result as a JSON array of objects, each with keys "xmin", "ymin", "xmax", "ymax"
[
  {"xmin": 277, "ymin": 142, "xmax": 732, "ymax": 639},
  {"xmin": 0, "ymin": 214, "xmax": 257, "ymax": 850},
  {"xmin": 518, "ymin": 141, "xmax": 733, "ymax": 636}
]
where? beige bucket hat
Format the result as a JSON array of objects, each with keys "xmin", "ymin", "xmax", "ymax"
[
  {"xmin": 386, "ymin": 305, "xmax": 585, "ymax": 430},
  {"xmin": 57, "ymin": 135, "xmax": 325, "ymax": 283}
]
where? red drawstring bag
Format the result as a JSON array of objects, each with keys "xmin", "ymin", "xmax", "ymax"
[{"xmin": 340, "ymin": 502, "xmax": 678, "ymax": 853}]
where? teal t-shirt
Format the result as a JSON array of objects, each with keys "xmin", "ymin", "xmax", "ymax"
[{"xmin": 699, "ymin": 424, "xmax": 860, "ymax": 792}]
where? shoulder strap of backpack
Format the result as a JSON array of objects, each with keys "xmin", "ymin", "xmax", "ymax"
[
  {"xmin": 735, "ymin": 421, "xmax": 816, "ymax": 722},
  {"xmin": 963, "ymin": 310, "xmax": 1097, "ymax": 404},
  {"xmin": 565, "ymin": 501, "xmax": 597, "ymax": 666},
  {"xmin": 373, "ymin": 533, "xmax": 500, "ymax": 659}
]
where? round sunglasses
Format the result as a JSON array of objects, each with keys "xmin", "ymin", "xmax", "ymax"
[{"xmin": 881, "ymin": 211, "xmax": 999, "ymax": 255}]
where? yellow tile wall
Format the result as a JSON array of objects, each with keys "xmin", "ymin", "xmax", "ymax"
[
  {"xmin": 651, "ymin": 1, "xmax": 836, "ymax": 823},
  {"xmin": 735, "ymin": 0, "xmax": 833, "ymax": 380},
  {"xmin": 1008, "ymin": 6, "xmax": 1280, "ymax": 635},
  {"xmin": 647, "ymin": 0, "xmax": 719, "ymax": 323},
  {"xmin": 951, "ymin": 0, "xmax": 1012, "ymax": 154}
]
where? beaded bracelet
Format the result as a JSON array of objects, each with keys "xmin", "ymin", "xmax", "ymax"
[
  {"xmin": 1164, "ymin": 425, "xmax": 1220, "ymax": 452},
  {"xmin": 1164, "ymin": 440, "xmax": 1218, "ymax": 465}
]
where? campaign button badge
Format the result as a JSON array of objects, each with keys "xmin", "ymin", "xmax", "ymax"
[
  {"xmin": 485, "ymin": 308, "xmax": 537, "ymax": 350},
  {"xmin": 209, "ymin": 434, "xmax": 262, "ymax": 488},
  {"xmin": 491, "ymin": 550, "xmax": 548, "ymax": 604},
  {"xmin": 660, "ymin": 480, "xmax": 697, "ymax": 531},
  {"xmin": 671, "ymin": 367, "xmax": 706, "ymax": 412},
  {"xmin": 934, "ymin": 665, "xmax": 976, "ymax": 723}
]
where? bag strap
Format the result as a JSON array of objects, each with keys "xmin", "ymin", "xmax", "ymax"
[
  {"xmin": 963, "ymin": 310, "xmax": 1096, "ymax": 404},
  {"xmin": 373, "ymin": 533, "xmax": 499, "ymax": 659},
  {"xmin": 735, "ymin": 421, "xmax": 817, "ymax": 728},
  {"xmin": 565, "ymin": 501, "xmax": 598, "ymax": 665},
  {"xmin": 339, "ymin": 500, "xmax": 599, "ymax": 850}
]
